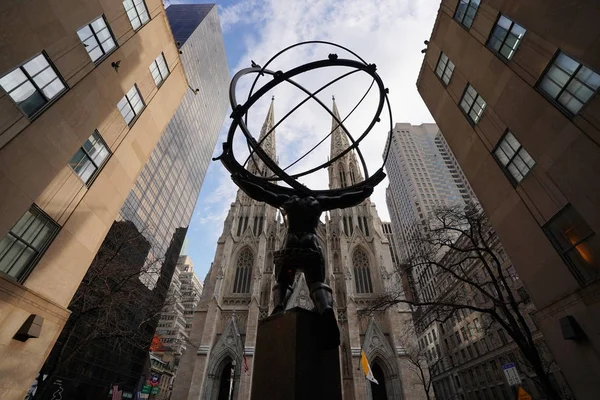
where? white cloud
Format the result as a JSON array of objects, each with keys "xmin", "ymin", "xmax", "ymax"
[
  {"xmin": 217, "ymin": 0, "xmax": 438, "ymax": 222},
  {"xmin": 185, "ymin": 0, "xmax": 442, "ymax": 278},
  {"xmin": 219, "ymin": 0, "xmax": 269, "ymax": 31}
]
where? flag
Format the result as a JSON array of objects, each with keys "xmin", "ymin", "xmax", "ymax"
[{"xmin": 360, "ymin": 349, "xmax": 378, "ymax": 384}]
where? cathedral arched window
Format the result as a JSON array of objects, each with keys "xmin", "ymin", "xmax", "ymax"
[
  {"xmin": 359, "ymin": 216, "xmax": 370, "ymax": 236},
  {"xmin": 353, "ymin": 248, "xmax": 373, "ymax": 293},
  {"xmin": 237, "ymin": 216, "xmax": 243, "ymax": 236},
  {"xmin": 339, "ymin": 168, "xmax": 347, "ymax": 187},
  {"xmin": 233, "ymin": 248, "xmax": 253, "ymax": 293},
  {"xmin": 349, "ymin": 164, "xmax": 356, "ymax": 184}
]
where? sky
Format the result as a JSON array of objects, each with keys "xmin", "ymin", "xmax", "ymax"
[{"xmin": 170, "ymin": 0, "xmax": 441, "ymax": 282}]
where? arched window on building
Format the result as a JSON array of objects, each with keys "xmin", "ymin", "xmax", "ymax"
[
  {"xmin": 236, "ymin": 216, "xmax": 243, "ymax": 236},
  {"xmin": 233, "ymin": 248, "xmax": 253, "ymax": 293},
  {"xmin": 353, "ymin": 248, "xmax": 373, "ymax": 293},
  {"xmin": 217, "ymin": 358, "xmax": 235, "ymax": 400},
  {"xmin": 349, "ymin": 164, "xmax": 356, "ymax": 184},
  {"xmin": 339, "ymin": 167, "xmax": 347, "ymax": 187}
]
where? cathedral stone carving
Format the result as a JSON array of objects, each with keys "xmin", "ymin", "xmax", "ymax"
[{"xmin": 285, "ymin": 273, "xmax": 315, "ymax": 312}]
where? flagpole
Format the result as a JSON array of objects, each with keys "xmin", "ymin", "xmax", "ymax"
[{"xmin": 228, "ymin": 360, "xmax": 236, "ymax": 400}]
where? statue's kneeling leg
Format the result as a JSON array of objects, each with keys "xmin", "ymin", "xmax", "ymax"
[
  {"xmin": 309, "ymin": 282, "xmax": 340, "ymax": 349},
  {"xmin": 271, "ymin": 282, "xmax": 292, "ymax": 315}
]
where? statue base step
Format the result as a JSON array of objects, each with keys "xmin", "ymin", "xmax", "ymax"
[{"xmin": 251, "ymin": 307, "xmax": 342, "ymax": 400}]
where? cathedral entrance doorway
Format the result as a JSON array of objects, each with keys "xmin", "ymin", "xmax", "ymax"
[
  {"xmin": 371, "ymin": 363, "xmax": 388, "ymax": 400},
  {"xmin": 217, "ymin": 359, "xmax": 234, "ymax": 400}
]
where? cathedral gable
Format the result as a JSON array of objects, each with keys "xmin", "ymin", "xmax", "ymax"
[{"xmin": 363, "ymin": 318, "xmax": 397, "ymax": 375}]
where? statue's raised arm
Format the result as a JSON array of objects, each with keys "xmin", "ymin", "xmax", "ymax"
[
  {"xmin": 316, "ymin": 186, "xmax": 373, "ymax": 211},
  {"xmin": 231, "ymin": 173, "xmax": 289, "ymax": 208},
  {"xmin": 316, "ymin": 169, "xmax": 385, "ymax": 211}
]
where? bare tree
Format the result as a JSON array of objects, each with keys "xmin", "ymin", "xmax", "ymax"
[
  {"xmin": 398, "ymin": 324, "xmax": 447, "ymax": 400},
  {"xmin": 31, "ymin": 221, "xmax": 175, "ymax": 400},
  {"xmin": 369, "ymin": 204, "xmax": 563, "ymax": 400}
]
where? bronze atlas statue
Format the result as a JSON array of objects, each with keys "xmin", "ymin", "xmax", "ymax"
[{"xmin": 215, "ymin": 41, "xmax": 392, "ymax": 349}]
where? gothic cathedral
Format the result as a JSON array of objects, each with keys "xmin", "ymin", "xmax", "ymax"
[{"xmin": 173, "ymin": 99, "xmax": 427, "ymax": 400}]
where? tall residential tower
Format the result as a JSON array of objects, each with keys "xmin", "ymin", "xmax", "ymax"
[
  {"xmin": 384, "ymin": 123, "xmax": 475, "ymax": 302},
  {"xmin": 156, "ymin": 255, "xmax": 203, "ymax": 371}
]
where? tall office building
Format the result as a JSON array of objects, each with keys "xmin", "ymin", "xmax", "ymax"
[
  {"xmin": 30, "ymin": 4, "xmax": 228, "ymax": 399},
  {"xmin": 173, "ymin": 100, "xmax": 427, "ymax": 400},
  {"xmin": 384, "ymin": 123, "xmax": 475, "ymax": 302},
  {"xmin": 156, "ymin": 255, "xmax": 203, "ymax": 370},
  {"xmin": 416, "ymin": 1, "xmax": 600, "ymax": 398},
  {"xmin": 381, "ymin": 222, "xmax": 401, "ymax": 273},
  {"xmin": 0, "ymin": 0, "xmax": 186, "ymax": 398},
  {"xmin": 120, "ymin": 3, "xmax": 229, "ymax": 287}
]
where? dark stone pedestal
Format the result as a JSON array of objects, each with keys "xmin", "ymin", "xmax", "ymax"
[{"xmin": 251, "ymin": 307, "xmax": 342, "ymax": 400}]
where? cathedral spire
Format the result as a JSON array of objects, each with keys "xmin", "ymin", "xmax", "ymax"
[
  {"xmin": 258, "ymin": 96, "xmax": 276, "ymax": 160},
  {"xmin": 249, "ymin": 97, "xmax": 276, "ymax": 176},
  {"xmin": 328, "ymin": 98, "xmax": 362, "ymax": 189},
  {"xmin": 330, "ymin": 96, "xmax": 350, "ymax": 159}
]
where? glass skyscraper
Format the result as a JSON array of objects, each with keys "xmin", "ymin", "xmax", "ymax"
[{"xmin": 120, "ymin": 4, "xmax": 229, "ymax": 287}]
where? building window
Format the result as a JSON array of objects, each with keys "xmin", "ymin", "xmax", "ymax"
[
  {"xmin": 339, "ymin": 168, "xmax": 347, "ymax": 187},
  {"xmin": 353, "ymin": 248, "xmax": 373, "ymax": 293},
  {"xmin": 454, "ymin": 0, "xmax": 480, "ymax": 29},
  {"xmin": 435, "ymin": 52, "xmax": 455, "ymax": 85},
  {"xmin": 461, "ymin": 327, "xmax": 468, "ymax": 341},
  {"xmin": 0, "ymin": 52, "xmax": 66, "ymax": 118},
  {"xmin": 497, "ymin": 330, "xmax": 508, "ymax": 345},
  {"xmin": 150, "ymin": 53, "xmax": 169, "ymax": 87},
  {"xmin": 0, "ymin": 205, "xmax": 59, "ymax": 282},
  {"xmin": 506, "ymin": 266, "xmax": 519, "ymax": 281},
  {"xmin": 460, "ymin": 84, "xmax": 487, "ymax": 124},
  {"xmin": 493, "ymin": 131, "xmax": 535, "ymax": 184},
  {"xmin": 455, "ymin": 331, "xmax": 462, "ymax": 344},
  {"xmin": 517, "ymin": 287, "xmax": 531, "ymax": 304},
  {"xmin": 233, "ymin": 248, "xmax": 253, "ymax": 293},
  {"xmin": 117, "ymin": 84, "xmax": 144, "ymax": 126},
  {"xmin": 487, "ymin": 15, "xmax": 526, "ymax": 61},
  {"xmin": 123, "ymin": 0, "xmax": 150, "ymax": 30},
  {"xmin": 544, "ymin": 205, "xmax": 599, "ymax": 284},
  {"xmin": 77, "ymin": 15, "xmax": 117, "ymax": 63},
  {"xmin": 68, "ymin": 131, "xmax": 111, "ymax": 185},
  {"xmin": 538, "ymin": 51, "xmax": 600, "ymax": 115}
]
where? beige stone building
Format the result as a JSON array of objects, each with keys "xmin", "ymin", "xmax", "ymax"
[
  {"xmin": 0, "ymin": 1, "xmax": 186, "ymax": 398},
  {"xmin": 416, "ymin": 1, "xmax": 600, "ymax": 399},
  {"xmin": 172, "ymin": 100, "xmax": 427, "ymax": 400}
]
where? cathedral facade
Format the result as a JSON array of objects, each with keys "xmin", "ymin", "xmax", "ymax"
[{"xmin": 172, "ymin": 100, "xmax": 427, "ymax": 400}]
